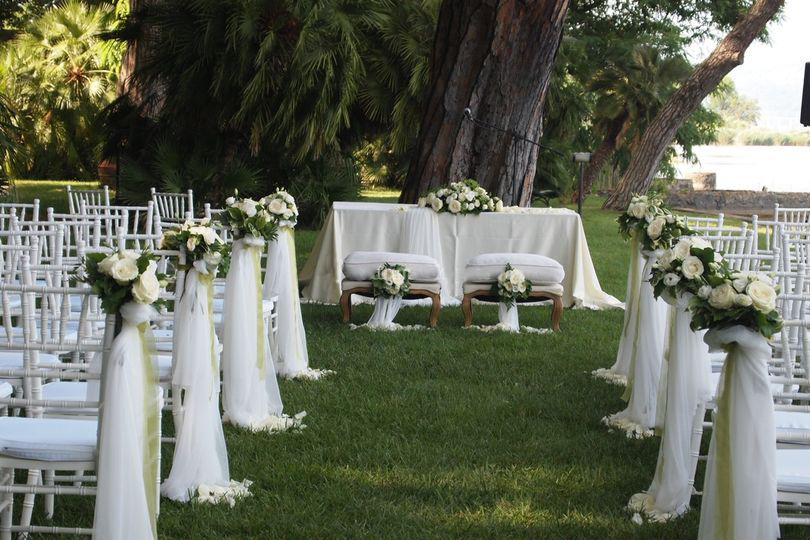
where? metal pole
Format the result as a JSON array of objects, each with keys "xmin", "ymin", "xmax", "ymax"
[{"xmin": 577, "ymin": 161, "xmax": 584, "ymax": 215}]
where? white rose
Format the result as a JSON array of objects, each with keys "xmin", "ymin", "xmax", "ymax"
[
  {"xmin": 431, "ymin": 198, "xmax": 443, "ymax": 212},
  {"xmin": 708, "ymin": 283, "xmax": 736, "ymax": 310},
  {"xmin": 646, "ymin": 216, "xmax": 666, "ymax": 239},
  {"xmin": 225, "ymin": 197, "xmax": 236, "ymax": 206},
  {"xmin": 202, "ymin": 228, "xmax": 219, "ymax": 245},
  {"xmin": 691, "ymin": 237, "xmax": 711, "ymax": 250},
  {"xmin": 734, "ymin": 294, "xmax": 753, "ymax": 307},
  {"xmin": 681, "ymin": 256, "xmax": 704, "ymax": 280},
  {"xmin": 386, "ymin": 285, "xmax": 399, "ymax": 295},
  {"xmin": 665, "ymin": 215, "xmax": 675, "ymax": 224},
  {"xmin": 656, "ymin": 251, "xmax": 674, "ymax": 270},
  {"xmin": 517, "ymin": 282, "xmax": 526, "ymax": 293},
  {"xmin": 203, "ymin": 251, "xmax": 222, "ymax": 267},
  {"xmin": 110, "ymin": 256, "xmax": 139, "ymax": 285},
  {"xmin": 731, "ymin": 276, "xmax": 748, "ymax": 293},
  {"xmin": 186, "ymin": 236, "xmax": 199, "ymax": 252},
  {"xmin": 755, "ymin": 273, "xmax": 774, "ymax": 286},
  {"xmin": 268, "ymin": 198, "xmax": 286, "ymax": 215},
  {"xmin": 629, "ymin": 202, "xmax": 646, "ymax": 219},
  {"xmin": 509, "ymin": 270, "xmax": 525, "ymax": 286},
  {"xmin": 663, "ymin": 273, "xmax": 680, "ymax": 287},
  {"xmin": 238, "ymin": 199, "xmax": 258, "ymax": 217},
  {"xmin": 644, "ymin": 211, "xmax": 656, "ymax": 223},
  {"xmin": 465, "ymin": 191, "xmax": 476, "ymax": 202},
  {"xmin": 495, "ymin": 200, "xmax": 504, "ymax": 212},
  {"xmin": 417, "ymin": 197, "xmax": 427, "ymax": 207},
  {"xmin": 672, "ymin": 238, "xmax": 692, "ymax": 260},
  {"xmin": 746, "ymin": 280, "xmax": 777, "ymax": 313},
  {"xmin": 448, "ymin": 199, "xmax": 462, "ymax": 214},
  {"xmin": 98, "ymin": 253, "xmax": 118, "ymax": 276},
  {"xmin": 391, "ymin": 272, "xmax": 404, "ymax": 287},
  {"xmin": 698, "ymin": 285, "xmax": 712, "ymax": 299},
  {"xmin": 474, "ymin": 199, "xmax": 480, "ymax": 207},
  {"xmin": 497, "ymin": 271, "xmax": 508, "ymax": 284}
]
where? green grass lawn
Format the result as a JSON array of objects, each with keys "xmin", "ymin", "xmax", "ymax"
[
  {"xmin": 19, "ymin": 191, "xmax": 810, "ymax": 538},
  {"xmin": 10, "ymin": 179, "xmax": 103, "ymax": 214}
]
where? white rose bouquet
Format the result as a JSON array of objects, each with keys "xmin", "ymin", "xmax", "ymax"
[
  {"xmin": 261, "ymin": 189, "xmax": 298, "ymax": 229},
  {"xmin": 617, "ymin": 194, "xmax": 694, "ymax": 252},
  {"xmin": 371, "ymin": 263, "xmax": 411, "ymax": 298},
  {"xmin": 493, "ymin": 263, "xmax": 532, "ymax": 306},
  {"xmin": 76, "ymin": 250, "xmax": 167, "ymax": 314},
  {"xmin": 689, "ymin": 266, "xmax": 782, "ymax": 339},
  {"xmin": 419, "ymin": 179, "xmax": 503, "ymax": 215},
  {"xmin": 216, "ymin": 191, "xmax": 278, "ymax": 242},
  {"xmin": 649, "ymin": 236, "xmax": 722, "ymax": 300},
  {"xmin": 159, "ymin": 219, "xmax": 228, "ymax": 276}
]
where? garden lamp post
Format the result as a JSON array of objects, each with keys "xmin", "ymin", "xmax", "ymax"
[{"xmin": 573, "ymin": 152, "xmax": 592, "ymax": 216}]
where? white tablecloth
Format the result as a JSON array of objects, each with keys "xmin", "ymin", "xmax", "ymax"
[{"xmin": 300, "ymin": 202, "xmax": 622, "ymax": 309}]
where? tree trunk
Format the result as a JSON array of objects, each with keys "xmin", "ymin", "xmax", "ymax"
[
  {"xmin": 602, "ymin": 0, "xmax": 784, "ymax": 210},
  {"xmin": 572, "ymin": 121, "xmax": 623, "ymax": 202},
  {"xmin": 400, "ymin": 0, "xmax": 570, "ymax": 206}
]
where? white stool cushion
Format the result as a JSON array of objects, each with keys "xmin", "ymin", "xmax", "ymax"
[
  {"xmin": 343, "ymin": 251, "xmax": 440, "ymax": 282},
  {"xmin": 464, "ymin": 253, "xmax": 564, "ymax": 284},
  {"xmin": 0, "ymin": 417, "xmax": 97, "ymax": 462},
  {"xmin": 777, "ymin": 448, "xmax": 810, "ymax": 493},
  {"xmin": 42, "ymin": 382, "xmax": 96, "ymax": 415}
]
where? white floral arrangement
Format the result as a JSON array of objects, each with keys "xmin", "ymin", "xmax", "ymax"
[
  {"xmin": 371, "ymin": 263, "xmax": 411, "ymax": 298},
  {"xmin": 160, "ymin": 219, "xmax": 227, "ymax": 276},
  {"xmin": 493, "ymin": 263, "xmax": 532, "ymax": 306},
  {"xmin": 261, "ymin": 189, "xmax": 298, "ymax": 229},
  {"xmin": 77, "ymin": 250, "xmax": 167, "ymax": 314},
  {"xmin": 689, "ymin": 267, "xmax": 783, "ymax": 339},
  {"xmin": 217, "ymin": 191, "xmax": 278, "ymax": 242},
  {"xmin": 418, "ymin": 179, "xmax": 503, "ymax": 215},
  {"xmin": 649, "ymin": 236, "xmax": 721, "ymax": 300},
  {"xmin": 617, "ymin": 194, "xmax": 694, "ymax": 252}
]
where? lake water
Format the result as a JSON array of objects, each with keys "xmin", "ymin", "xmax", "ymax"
[{"xmin": 674, "ymin": 145, "xmax": 810, "ymax": 192}]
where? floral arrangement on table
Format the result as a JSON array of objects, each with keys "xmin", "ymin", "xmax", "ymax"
[
  {"xmin": 217, "ymin": 191, "xmax": 278, "ymax": 242},
  {"xmin": 689, "ymin": 267, "xmax": 783, "ymax": 339},
  {"xmin": 617, "ymin": 194, "xmax": 694, "ymax": 252},
  {"xmin": 492, "ymin": 263, "xmax": 532, "ymax": 306},
  {"xmin": 371, "ymin": 263, "xmax": 411, "ymax": 298},
  {"xmin": 261, "ymin": 189, "xmax": 298, "ymax": 229},
  {"xmin": 160, "ymin": 219, "xmax": 228, "ymax": 276},
  {"xmin": 649, "ymin": 236, "xmax": 724, "ymax": 300},
  {"xmin": 77, "ymin": 250, "xmax": 167, "ymax": 314},
  {"xmin": 418, "ymin": 179, "xmax": 504, "ymax": 215}
]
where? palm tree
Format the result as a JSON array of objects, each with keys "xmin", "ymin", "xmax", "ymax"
[{"xmin": 576, "ymin": 45, "xmax": 691, "ymax": 200}]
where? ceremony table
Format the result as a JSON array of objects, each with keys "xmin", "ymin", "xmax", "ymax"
[{"xmin": 300, "ymin": 202, "xmax": 622, "ymax": 309}]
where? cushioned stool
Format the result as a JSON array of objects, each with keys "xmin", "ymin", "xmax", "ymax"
[
  {"xmin": 340, "ymin": 251, "xmax": 442, "ymax": 327},
  {"xmin": 462, "ymin": 253, "xmax": 565, "ymax": 331}
]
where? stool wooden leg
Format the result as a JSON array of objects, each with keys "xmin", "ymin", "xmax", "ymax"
[
  {"xmin": 551, "ymin": 295, "xmax": 563, "ymax": 332},
  {"xmin": 428, "ymin": 292, "xmax": 441, "ymax": 328},
  {"xmin": 339, "ymin": 291, "xmax": 352, "ymax": 323},
  {"xmin": 462, "ymin": 293, "xmax": 474, "ymax": 327}
]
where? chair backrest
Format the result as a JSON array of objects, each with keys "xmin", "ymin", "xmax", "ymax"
[
  {"xmin": 66, "ymin": 185, "xmax": 110, "ymax": 214},
  {"xmin": 151, "ymin": 188, "xmax": 194, "ymax": 223},
  {"xmin": 685, "ymin": 213, "xmax": 724, "ymax": 233},
  {"xmin": 0, "ymin": 200, "xmax": 40, "ymax": 229}
]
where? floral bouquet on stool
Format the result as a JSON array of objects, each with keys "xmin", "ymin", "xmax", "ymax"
[
  {"xmin": 261, "ymin": 189, "xmax": 298, "ymax": 230},
  {"xmin": 492, "ymin": 263, "xmax": 532, "ymax": 331},
  {"xmin": 363, "ymin": 263, "xmax": 411, "ymax": 330},
  {"xmin": 419, "ymin": 179, "xmax": 503, "ymax": 215}
]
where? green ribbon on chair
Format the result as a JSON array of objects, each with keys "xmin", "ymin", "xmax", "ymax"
[
  {"xmin": 198, "ymin": 272, "xmax": 218, "ymax": 391},
  {"xmin": 250, "ymin": 245, "xmax": 265, "ymax": 378},
  {"xmin": 136, "ymin": 321, "xmax": 159, "ymax": 539},
  {"xmin": 713, "ymin": 346, "xmax": 735, "ymax": 540}
]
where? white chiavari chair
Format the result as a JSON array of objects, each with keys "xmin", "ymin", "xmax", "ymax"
[
  {"xmin": 0, "ymin": 201, "xmax": 39, "ymax": 231},
  {"xmin": 65, "ymin": 185, "xmax": 110, "ymax": 215},
  {"xmin": 685, "ymin": 212, "xmax": 724, "ymax": 233},
  {"xmin": 151, "ymin": 187, "xmax": 194, "ymax": 224}
]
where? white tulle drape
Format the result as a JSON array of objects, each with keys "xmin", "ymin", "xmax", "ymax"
[
  {"xmin": 92, "ymin": 302, "xmax": 159, "ymax": 540},
  {"xmin": 602, "ymin": 250, "xmax": 668, "ymax": 437},
  {"xmin": 698, "ymin": 326, "xmax": 779, "ymax": 540},
  {"xmin": 367, "ymin": 296, "xmax": 403, "ymax": 329},
  {"xmin": 399, "ymin": 208, "xmax": 457, "ymax": 306},
  {"xmin": 222, "ymin": 237, "xmax": 291, "ymax": 431},
  {"xmin": 594, "ymin": 237, "xmax": 645, "ymax": 384},
  {"xmin": 162, "ymin": 268, "xmax": 238, "ymax": 502},
  {"xmin": 629, "ymin": 292, "xmax": 713, "ymax": 520},
  {"xmin": 263, "ymin": 228, "xmax": 319, "ymax": 379},
  {"xmin": 498, "ymin": 302, "xmax": 519, "ymax": 331}
]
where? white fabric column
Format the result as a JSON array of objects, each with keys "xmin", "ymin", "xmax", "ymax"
[
  {"xmin": 263, "ymin": 228, "xmax": 312, "ymax": 378},
  {"xmin": 398, "ymin": 208, "xmax": 457, "ymax": 305},
  {"xmin": 367, "ymin": 296, "xmax": 403, "ymax": 329},
  {"xmin": 629, "ymin": 292, "xmax": 713, "ymax": 520},
  {"xmin": 222, "ymin": 237, "xmax": 287, "ymax": 431},
  {"xmin": 498, "ymin": 302, "xmax": 519, "ymax": 331},
  {"xmin": 93, "ymin": 303, "xmax": 159, "ymax": 540},
  {"xmin": 698, "ymin": 326, "xmax": 779, "ymax": 540},
  {"xmin": 161, "ymin": 269, "xmax": 232, "ymax": 502},
  {"xmin": 602, "ymin": 250, "xmax": 668, "ymax": 437},
  {"xmin": 594, "ymin": 237, "xmax": 645, "ymax": 384}
]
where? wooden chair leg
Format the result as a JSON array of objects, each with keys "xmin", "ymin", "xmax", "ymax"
[
  {"xmin": 339, "ymin": 291, "xmax": 352, "ymax": 323},
  {"xmin": 550, "ymin": 295, "xmax": 563, "ymax": 332},
  {"xmin": 462, "ymin": 293, "xmax": 474, "ymax": 327},
  {"xmin": 428, "ymin": 292, "xmax": 441, "ymax": 328}
]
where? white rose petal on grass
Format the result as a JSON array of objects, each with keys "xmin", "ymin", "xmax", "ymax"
[
  {"xmin": 735, "ymin": 294, "xmax": 753, "ymax": 307},
  {"xmin": 646, "ymin": 216, "xmax": 666, "ymax": 240},
  {"xmin": 132, "ymin": 269, "xmax": 160, "ymax": 304},
  {"xmin": 663, "ymin": 273, "xmax": 680, "ymax": 287},
  {"xmin": 709, "ymin": 283, "xmax": 736, "ymax": 310},
  {"xmin": 110, "ymin": 256, "xmax": 139, "ymax": 285},
  {"xmin": 448, "ymin": 199, "xmax": 462, "ymax": 214},
  {"xmin": 746, "ymin": 280, "xmax": 777, "ymax": 313},
  {"xmin": 680, "ymin": 256, "xmax": 705, "ymax": 280}
]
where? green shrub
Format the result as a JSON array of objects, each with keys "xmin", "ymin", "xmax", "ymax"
[{"xmin": 287, "ymin": 154, "xmax": 361, "ymax": 228}]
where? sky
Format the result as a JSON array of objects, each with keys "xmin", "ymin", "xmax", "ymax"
[{"xmin": 691, "ymin": 0, "xmax": 810, "ymax": 131}]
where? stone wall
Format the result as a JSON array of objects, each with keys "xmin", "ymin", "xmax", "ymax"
[{"xmin": 666, "ymin": 189, "xmax": 810, "ymax": 216}]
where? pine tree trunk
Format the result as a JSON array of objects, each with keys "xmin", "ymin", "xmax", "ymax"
[
  {"xmin": 573, "ymin": 127, "xmax": 620, "ymax": 203},
  {"xmin": 400, "ymin": 0, "xmax": 570, "ymax": 206},
  {"xmin": 602, "ymin": 0, "xmax": 784, "ymax": 210}
]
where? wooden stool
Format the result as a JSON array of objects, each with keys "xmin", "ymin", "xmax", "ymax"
[
  {"xmin": 461, "ymin": 283, "xmax": 563, "ymax": 331},
  {"xmin": 339, "ymin": 280, "xmax": 441, "ymax": 328}
]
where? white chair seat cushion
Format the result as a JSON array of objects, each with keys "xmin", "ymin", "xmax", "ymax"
[
  {"xmin": 0, "ymin": 417, "xmax": 96, "ymax": 462},
  {"xmin": 462, "ymin": 281, "xmax": 563, "ymax": 297},
  {"xmin": 341, "ymin": 279, "xmax": 440, "ymax": 294},
  {"xmin": 777, "ymin": 449, "xmax": 810, "ymax": 493},
  {"xmin": 464, "ymin": 253, "xmax": 564, "ymax": 284},
  {"xmin": 42, "ymin": 382, "xmax": 95, "ymax": 415},
  {"xmin": 156, "ymin": 355, "xmax": 171, "ymax": 379},
  {"xmin": 0, "ymin": 382, "xmax": 11, "ymax": 398},
  {"xmin": 343, "ymin": 251, "xmax": 440, "ymax": 282}
]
